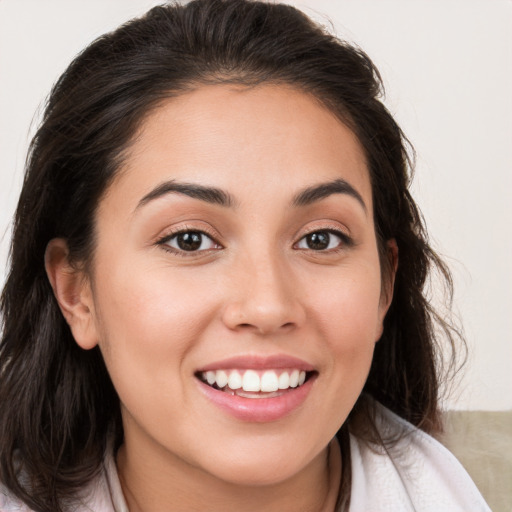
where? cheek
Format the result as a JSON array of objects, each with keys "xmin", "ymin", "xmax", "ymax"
[
  {"xmin": 95, "ymin": 253, "xmax": 213, "ymax": 328},
  {"xmin": 90, "ymin": 255, "xmax": 221, "ymax": 383},
  {"xmin": 296, "ymin": 262, "xmax": 383, "ymax": 432},
  {"xmin": 89, "ymin": 258, "xmax": 226, "ymax": 429},
  {"xmin": 311, "ymin": 267, "xmax": 384, "ymax": 348}
]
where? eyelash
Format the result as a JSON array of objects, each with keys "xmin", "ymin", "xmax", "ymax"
[
  {"xmin": 157, "ymin": 226, "xmax": 222, "ymax": 257},
  {"xmin": 156, "ymin": 226, "xmax": 353, "ymax": 256},
  {"xmin": 294, "ymin": 227, "xmax": 353, "ymax": 253}
]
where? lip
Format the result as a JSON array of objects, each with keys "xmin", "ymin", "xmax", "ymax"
[
  {"xmin": 196, "ymin": 354, "xmax": 316, "ymax": 372},
  {"xmin": 196, "ymin": 354, "xmax": 317, "ymax": 422},
  {"xmin": 197, "ymin": 376, "xmax": 316, "ymax": 422}
]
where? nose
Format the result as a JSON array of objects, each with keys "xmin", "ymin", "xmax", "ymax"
[{"xmin": 221, "ymin": 252, "xmax": 306, "ymax": 336}]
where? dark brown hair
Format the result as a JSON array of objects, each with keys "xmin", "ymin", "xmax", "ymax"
[{"xmin": 0, "ymin": 1, "xmax": 462, "ymax": 510}]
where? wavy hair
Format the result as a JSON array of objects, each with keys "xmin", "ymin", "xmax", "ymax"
[{"xmin": 0, "ymin": 1, "xmax": 463, "ymax": 510}]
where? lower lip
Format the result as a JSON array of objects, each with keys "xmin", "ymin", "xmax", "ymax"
[{"xmin": 197, "ymin": 375, "xmax": 316, "ymax": 423}]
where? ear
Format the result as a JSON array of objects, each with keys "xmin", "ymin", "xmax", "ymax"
[
  {"xmin": 376, "ymin": 238, "xmax": 398, "ymax": 339},
  {"xmin": 44, "ymin": 238, "xmax": 99, "ymax": 350}
]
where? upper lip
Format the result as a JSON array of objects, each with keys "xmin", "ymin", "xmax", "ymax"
[{"xmin": 196, "ymin": 354, "xmax": 315, "ymax": 373}]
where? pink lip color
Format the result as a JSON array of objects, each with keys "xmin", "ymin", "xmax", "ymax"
[
  {"xmin": 196, "ymin": 354, "xmax": 317, "ymax": 422},
  {"xmin": 197, "ymin": 354, "xmax": 315, "ymax": 372},
  {"xmin": 197, "ymin": 376, "xmax": 315, "ymax": 423},
  {"xmin": 197, "ymin": 377, "xmax": 315, "ymax": 422}
]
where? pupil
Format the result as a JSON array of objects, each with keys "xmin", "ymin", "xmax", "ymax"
[
  {"xmin": 307, "ymin": 231, "xmax": 330, "ymax": 250},
  {"xmin": 177, "ymin": 232, "xmax": 202, "ymax": 251}
]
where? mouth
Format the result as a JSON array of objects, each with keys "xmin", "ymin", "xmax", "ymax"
[
  {"xmin": 196, "ymin": 368, "xmax": 315, "ymax": 399},
  {"xmin": 195, "ymin": 355, "xmax": 317, "ymax": 422}
]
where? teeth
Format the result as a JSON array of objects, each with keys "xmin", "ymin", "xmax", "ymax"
[
  {"xmin": 260, "ymin": 371, "xmax": 279, "ymax": 392},
  {"xmin": 216, "ymin": 370, "xmax": 228, "ymax": 388},
  {"xmin": 289, "ymin": 369, "xmax": 299, "ymax": 388},
  {"xmin": 200, "ymin": 369, "xmax": 308, "ymax": 393},
  {"xmin": 242, "ymin": 370, "xmax": 260, "ymax": 392},
  {"xmin": 228, "ymin": 370, "xmax": 242, "ymax": 390},
  {"xmin": 278, "ymin": 372, "xmax": 290, "ymax": 389},
  {"xmin": 206, "ymin": 371, "xmax": 216, "ymax": 385}
]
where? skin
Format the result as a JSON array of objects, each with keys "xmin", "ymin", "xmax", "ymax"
[{"xmin": 46, "ymin": 84, "xmax": 396, "ymax": 511}]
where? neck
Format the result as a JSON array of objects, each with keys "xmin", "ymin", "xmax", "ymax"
[{"xmin": 117, "ymin": 434, "xmax": 341, "ymax": 512}]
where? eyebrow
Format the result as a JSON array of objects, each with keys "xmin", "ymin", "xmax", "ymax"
[
  {"xmin": 136, "ymin": 180, "xmax": 236, "ymax": 210},
  {"xmin": 292, "ymin": 178, "xmax": 367, "ymax": 213},
  {"xmin": 135, "ymin": 177, "xmax": 366, "ymax": 213}
]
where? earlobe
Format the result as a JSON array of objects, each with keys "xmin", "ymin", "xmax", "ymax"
[{"xmin": 44, "ymin": 238, "xmax": 98, "ymax": 350}]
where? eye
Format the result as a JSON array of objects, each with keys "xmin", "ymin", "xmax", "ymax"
[
  {"xmin": 161, "ymin": 230, "xmax": 220, "ymax": 253},
  {"xmin": 295, "ymin": 230, "xmax": 348, "ymax": 251}
]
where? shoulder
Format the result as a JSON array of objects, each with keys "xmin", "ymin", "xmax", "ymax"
[
  {"xmin": 0, "ymin": 450, "xmax": 125, "ymax": 512},
  {"xmin": 348, "ymin": 402, "xmax": 491, "ymax": 512},
  {"xmin": 0, "ymin": 486, "xmax": 32, "ymax": 512},
  {"xmin": 72, "ymin": 448, "xmax": 128, "ymax": 512},
  {"xmin": 0, "ymin": 482, "xmax": 35, "ymax": 512}
]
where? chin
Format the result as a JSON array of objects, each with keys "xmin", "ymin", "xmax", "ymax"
[
  {"xmin": 211, "ymin": 460, "xmax": 303, "ymax": 487},
  {"xmin": 197, "ymin": 439, "xmax": 322, "ymax": 488}
]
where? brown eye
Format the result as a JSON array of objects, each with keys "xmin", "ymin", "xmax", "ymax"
[
  {"xmin": 164, "ymin": 231, "xmax": 218, "ymax": 252},
  {"xmin": 296, "ymin": 230, "xmax": 348, "ymax": 251},
  {"xmin": 176, "ymin": 232, "xmax": 202, "ymax": 251},
  {"xmin": 305, "ymin": 232, "xmax": 330, "ymax": 250}
]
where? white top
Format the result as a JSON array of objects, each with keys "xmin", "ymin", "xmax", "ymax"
[
  {"xmin": 348, "ymin": 404, "xmax": 491, "ymax": 512},
  {"xmin": 0, "ymin": 403, "xmax": 491, "ymax": 511}
]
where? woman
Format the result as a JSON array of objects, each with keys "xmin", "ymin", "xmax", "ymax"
[{"xmin": 0, "ymin": 1, "xmax": 490, "ymax": 511}]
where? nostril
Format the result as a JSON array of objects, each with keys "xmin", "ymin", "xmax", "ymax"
[
  {"xmin": 221, "ymin": 297, "xmax": 305, "ymax": 334},
  {"xmin": 235, "ymin": 321, "xmax": 297, "ymax": 335}
]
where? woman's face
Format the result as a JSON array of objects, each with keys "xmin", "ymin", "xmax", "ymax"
[{"xmin": 77, "ymin": 85, "xmax": 392, "ymax": 485}]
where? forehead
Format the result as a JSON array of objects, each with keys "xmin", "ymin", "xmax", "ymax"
[{"xmin": 108, "ymin": 84, "xmax": 372, "ymax": 213}]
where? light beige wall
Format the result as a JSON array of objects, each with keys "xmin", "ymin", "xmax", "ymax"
[
  {"xmin": 438, "ymin": 410, "xmax": 512, "ymax": 512},
  {"xmin": 1, "ymin": 0, "xmax": 511, "ymax": 410}
]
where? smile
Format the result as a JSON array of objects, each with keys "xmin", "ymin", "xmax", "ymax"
[
  {"xmin": 195, "ymin": 356, "xmax": 317, "ymax": 422},
  {"xmin": 198, "ymin": 369, "xmax": 309, "ymax": 398}
]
